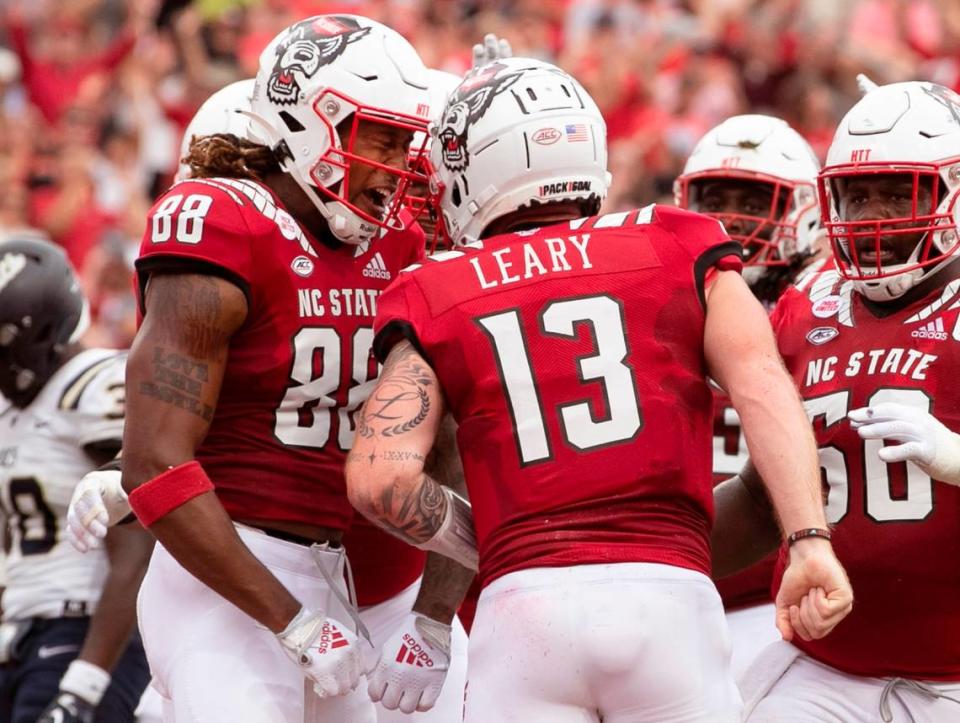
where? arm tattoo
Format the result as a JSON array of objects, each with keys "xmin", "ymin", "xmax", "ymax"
[
  {"xmin": 359, "ymin": 345, "xmax": 435, "ymax": 439},
  {"xmin": 136, "ymin": 274, "xmax": 239, "ymax": 421},
  {"xmin": 379, "ymin": 475, "xmax": 448, "ymax": 544},
  {"xmin": 138, "ymin": 347, "xmax": 214, "ymax": 421},
  {"xmin": 150, "ymin": 274, "xmax": 234, "ymax": 361}
]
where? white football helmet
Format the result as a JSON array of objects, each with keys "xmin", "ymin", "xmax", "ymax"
[
  {"xmin": 819, "ymin": 81, "xmax": 960, "ymax": 301},
  {"xmin": 249, "ymin": 15, "xmax": 432, "ymax": 245},
  {"xmin": 675, "ymin": 114, "xmax": 821, "ymax": 271},
  {"xmin": 176, "ymin": 79, "xmax": 255, "ymax": 182},
  {"xmin": 430, "ymin": 58, "xmax": 610, "ymax": 246},
  {"xmin": 405, "ymin": 68, "xmax": 462, "ymax": 237}
]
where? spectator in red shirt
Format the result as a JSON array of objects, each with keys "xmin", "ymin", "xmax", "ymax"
[{"xmin": 6, "ymin": 1, "xmax": 147, "ymax": 125}]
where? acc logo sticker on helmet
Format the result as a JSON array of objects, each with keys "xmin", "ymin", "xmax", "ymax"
[
  {"xmin": 532, "ymin": 128, "xmax": 561, "ymax": 145},
  {"xmin": 267, "ymin": 16, "xmax": 370, "ymax": 106}
]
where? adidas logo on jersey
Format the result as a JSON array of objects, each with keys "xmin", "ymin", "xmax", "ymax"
[
  {"xmin": 362, "ymin": 252, "xmax": 392, "ymax": 280},
  {"xmin": 911, "ymin": 317, "xmax": 948, "ymax": 341},
  {"xmin": 395, "ymin": 633, "xmax": 435, "ymax": 667}
]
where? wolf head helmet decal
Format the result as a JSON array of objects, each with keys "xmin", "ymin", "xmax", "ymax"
[
  {"xmin": 266, "ymin": 16, "xmax": 370, "ymax": 106},
  {"xmin": 438, "ymin": 62, "xmax": 522, "ymax": 173}
]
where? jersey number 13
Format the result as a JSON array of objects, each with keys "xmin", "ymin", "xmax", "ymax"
[{"xmin": 477, "ymin": 294, "xmax": 643, "ymax": 465}]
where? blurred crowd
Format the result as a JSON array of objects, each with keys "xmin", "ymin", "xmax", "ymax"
[{"xmin": 2, "ymin": 0, "xmax": 960, "ymax": 347}]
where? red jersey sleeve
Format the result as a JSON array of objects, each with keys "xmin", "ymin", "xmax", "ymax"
[
  {"xmin": 652, "ymin": 206, "xmax": 743, "ymax": 307},
  {"xmin": 372, "ymin": 270, "xmax": 432, "ymax": 364},
  {"xmin": 135, "ymin": 180, "xmax": 267, "ymax": 312}
]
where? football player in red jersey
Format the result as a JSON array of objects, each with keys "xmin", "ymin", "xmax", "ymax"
[
  {"xmin": 180, "ymin": 71, "xmax": 471, "ymax": 722},
  {"xmin": 63, "ymin": 15, "xmax": 453, "ymax": 723},
  {"xmin": 676, "ymin": 114, "xmax": 823, "ymax": 310},
  {"xmin": 715, "ymin": 81, "xmax": 960, "ymax": 721},
  {"xmin": 345, "ymin": 58, "xmax": 852, "ymax": 723},
  {"xmin": 676, "ymin": 114, "xmax": 824, "ymax": 678}
]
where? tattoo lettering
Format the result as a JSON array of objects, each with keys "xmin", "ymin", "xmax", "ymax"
[
  {"xmin": 139, "ymin": 347, "xmax": 214, "ymax": 421},
  {"xmin": 382, "ymin": 450, "xmax": 426, "ymax": 463},
  {"xmin": 346, "ymin": 449, "xmax": 427, "ymax": 466}
]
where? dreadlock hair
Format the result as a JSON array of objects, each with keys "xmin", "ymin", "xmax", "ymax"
[
  {"xmin": 182, "ymin": 134, "xmax": 281, "ymax": 182},
  {"xmin": 750, "ymin": 252, "xmax": 813, "ymax": 307}
]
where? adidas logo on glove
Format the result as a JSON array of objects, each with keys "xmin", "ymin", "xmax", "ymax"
[
  {"xmin": 395, "ymin": 633, "xmax": 435, "ymax": 667},
  {"xmin": 316, "ymin": 622, "xmax": 351, "ymax": 654}
]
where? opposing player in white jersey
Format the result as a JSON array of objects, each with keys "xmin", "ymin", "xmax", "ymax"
[
  {"xmin": 675, "ymin": 115, "xmax": 823, "ymax": 678},
  {"xmin": 0, "ymin": 237, "xmax": 152, "ymax": 723}
]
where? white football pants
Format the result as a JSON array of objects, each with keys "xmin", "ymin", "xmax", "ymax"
[
  {"xmin": 359, "ymin": 578, "xmax": 468, "ymax": 723},
  {"xmin": 137, "ymin": 524, "xmax": 377, "ymax": 723},
  {"xmin": 742, "ymin": 641, "xmax": 960, "ymax": 722},
  {"xmin": 725, "ymin": 603, "xmax": 779, "ymax": 680},
  {"xmin": 465, "ymin": 562, "xmax": 741, "ymax": 723}
]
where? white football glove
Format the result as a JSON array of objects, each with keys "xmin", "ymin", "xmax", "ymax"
[
  {"xmin": 472, "ymin": 33, "xmax": 512, "ymax": 68},
  {"xmin": 67, "ymin": 469, "xmax": 131, "ymax": 552},
  {"xmin": 277, "ymin": 607, "xmax": 367, "ymax": 699},
  {"xmin": 368, "ymin": 612, "xmax": 451, "ymax": 714},
  {"xmin": 849, "ymin": 403, "xmax": 960, "ymax": 485}
]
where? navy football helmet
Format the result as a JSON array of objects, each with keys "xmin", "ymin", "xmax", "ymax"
[{"xmin": 0, "ymin": 237, "xmax": 88, "ymax": 407}]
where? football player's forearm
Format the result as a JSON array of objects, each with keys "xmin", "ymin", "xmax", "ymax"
[
  {"xmin": 147, "ymin": 492, "xmax": 302, "ymax": 632},
  {"xmin": 347, "ymin": 340, "xmax": 448, "ymax": 544},
  {"xmin": 413, "ymin": 552, "xmax": 475, "ymax": 625},
  {"xmin": 351, "ymin": 469, "xmax": 451, "ymax": 545},
  {"xmin": 77, "ymin": 525, "xmax": 154, "ymax": 671},
  {"xmin": 705, "ymin": 273, "xmax": 825, "ymax": 535},
  {"xmin": 731, "ymin": 364, "xmax": 826, "ymax": 534}
]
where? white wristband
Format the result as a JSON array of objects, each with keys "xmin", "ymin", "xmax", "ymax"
[
  {"xmin": 59, "ymin": 659, "xmax": 111, "ymax": 705},
  {"xmin": 414, "ymin": 487, "xmax": 479, "ymax": 571}
]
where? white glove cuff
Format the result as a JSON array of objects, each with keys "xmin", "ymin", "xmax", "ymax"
[
  {"xmin": 414, "ymin": 487, "xmax": 478, "ymax": 571},
  {"xmin": 60, "ymin": 659, "xmax": 111, "ymax": 705},
  {"xmin": 931, "ymin": 425, "xmax": 960, "ymax": 485},
  {"xmin": 277, "ymin": 607, "xmax": 325, "ymax": 663},
  {"xmin": 414, "ymin": 614, "xmax": 452, "ymax": 657},
  {"xmin": 103, "ymin": 476, "xmax": 131, "ymax": 523}
]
